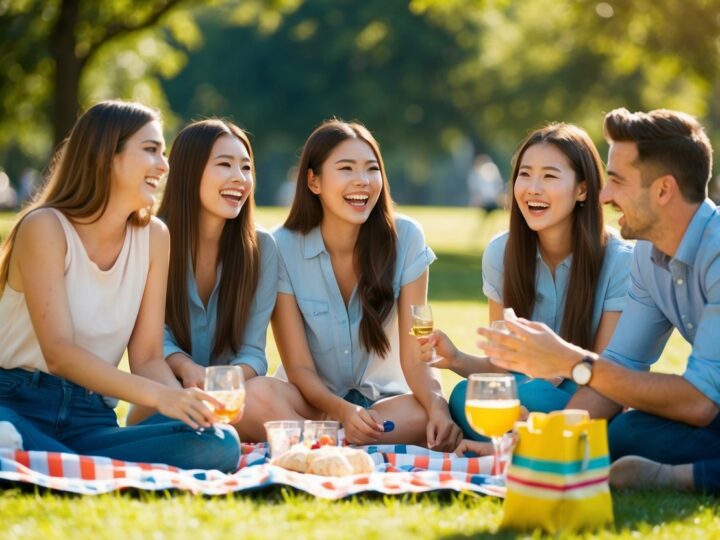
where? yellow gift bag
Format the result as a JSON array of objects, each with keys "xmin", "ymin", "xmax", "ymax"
[{"xmin": 501, "ymin": 409, "xmax": 614, "ymax": 533}]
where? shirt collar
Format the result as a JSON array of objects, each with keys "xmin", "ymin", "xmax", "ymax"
[
  {"xmin": 535, "ymin": 245, "xmax": 573, "ymax": 268},
  {"xmin": 302, "ymin": 226, "xmax": 327, "ymax": 259},
  {"xmin": 651, "ymin": 198, "xmax": 717, "ymax": 268}
]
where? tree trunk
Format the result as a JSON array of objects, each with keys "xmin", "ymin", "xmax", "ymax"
[{"xmin": 50, "ymin": 0, "xmax": 82, "ymax": 149}]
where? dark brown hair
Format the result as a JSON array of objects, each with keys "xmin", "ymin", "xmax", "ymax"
[
  {"xmin": 158, "ymin": 119, "xmax": 259, "ymax": 362},
  {"xmin": 0, "ymin": 100, "xmax": 158, "ymax": 294},
  {"xmin": 503, "ymin": 123, "xmax": 606, "ymax": 349},
  {"xmin": 285, "ymin": 119, "xmax": 397, "ymax": 357},
  {"xmin": 604, "ymin": 108, "xmax": 712, "ymax": 203}
]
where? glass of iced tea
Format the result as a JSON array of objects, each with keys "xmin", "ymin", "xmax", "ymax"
[
  {"xmin": 465, "ymin": 373, "xmax": 520, "ymax": 485},
  {"xmin": 204, "ymin": 365, "xmax": 245, "ymax": 424}
]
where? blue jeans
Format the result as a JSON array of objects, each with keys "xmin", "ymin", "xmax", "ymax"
[
  {"xmin": 608, "ymin": 409, "xmax": 720, "ymax": 493},
  {"xmin": 0, "ymin": 368, "xmax": 241, "ymax": 472},
  {"xmin": 449, "ymin": 375, "xmax": 577, "ymax": 440}
]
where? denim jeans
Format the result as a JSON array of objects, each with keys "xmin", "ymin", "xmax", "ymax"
[
  {"xmin": 448, "ymin": 374, "xmax": 577, "ymax": 440},
  {"xmin": 0, "ymin": 368, "xmax": 241, "ymax": 472},
  {"xmin": 608, "ymin": 409, "xmax": 720, "ymax": 492}
]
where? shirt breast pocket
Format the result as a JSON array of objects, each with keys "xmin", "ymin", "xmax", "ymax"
[{"xmin": 296, "ymin": 298, "xmax": 334, "ymax": 354}]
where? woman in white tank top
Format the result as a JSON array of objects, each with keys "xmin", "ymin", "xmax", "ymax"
[{"xmin": 0, "ymin": 101, "xmax": 240, "ymax": 471}]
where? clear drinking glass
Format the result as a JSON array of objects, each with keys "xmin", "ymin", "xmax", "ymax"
[
  {"xmin": 465, "ymin": 373, "xmax": 520, "ymax": 486},
  {"xmin": 264, "ymin": 420, "xmax": 303, "ymax": 458},
  {"xmin": 410, "ymin": 303, "xmax": 439, "ymax": 364},
  {"xmin": 204, "ymin": 365, "xmax": 245, "ymax": 424},
  {"xmin": 303, "ymin": 420, "xmax": 339, "ymax": 449}
]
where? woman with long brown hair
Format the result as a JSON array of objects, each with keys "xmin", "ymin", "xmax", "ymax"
[
  {"xmin": 0, "ymin": 101, "xmax": 240, "ymax": 470},
  {"xmin": 262, "ymin": 119, "xmax": 462, "ymax": 450},
  {"xmin": 126, "ymin": 119, "xmax": 278, "ymax": 441},
  {"xmin": 426, "ymin": 123, "xmax": 633, "ymax": 441}
]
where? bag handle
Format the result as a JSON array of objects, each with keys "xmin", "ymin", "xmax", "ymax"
[{"xmin": 579, "ymin": 431, "xmax": 590, "ymax": 472}]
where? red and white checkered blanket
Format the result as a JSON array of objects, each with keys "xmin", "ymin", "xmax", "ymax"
[{"xmin": 0, "ymin": 444, "xmax": 504, "ymax": 499}]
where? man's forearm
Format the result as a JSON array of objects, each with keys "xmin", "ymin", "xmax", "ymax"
[
  {"xmin": 565, "ymin": 387, "xmax": 622, "ymax": 419},
  {"xmin": 583, "ymin": 360, "xmax": 718, "ymax": 426}
]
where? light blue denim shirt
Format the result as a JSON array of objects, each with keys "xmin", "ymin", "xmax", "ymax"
[
  {"xmin": 163, "ymin": 228, "xmax": 278, "ymax": 375},
  {"xmin": 482, "ymin": 231, "xmax": 634, "ymax": 337},
  {"xmin": 604, "ymin": 199, "xmax": 720, "ymax": 406},
  {"xmin": 273, "ymin": 215, "xmax": 436, "ymax": 400}
]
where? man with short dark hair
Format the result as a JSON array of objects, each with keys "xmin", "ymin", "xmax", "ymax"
[{"xmin": 480, "ymin": 108, "xmax": 720, "ymax": 492}]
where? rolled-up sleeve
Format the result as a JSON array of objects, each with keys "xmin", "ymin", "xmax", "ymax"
[
  {"xmin": 602, "ymin": 240, "xmax": 634, "ymax": 312},
  {"xmin": 481, "ymin": 233, "xmax": 507, "ymax": 303},
  {"xmin": 399, "ymin": 218, "xmax": 436, "ymax": 286},
  {"xmin": 229, "ymin": 231, "xmax": 278, "ymax": 376},
  {"xmin": 683, "ymin": 257, "xmax": 720, "ymax": 405},
  {"xmin": 603, "ymin": 251, "xmax": 673, "ymax": 371},
  {"xmin": 274, "ymin": 229, "xmax": 295, "ymax": 295}
]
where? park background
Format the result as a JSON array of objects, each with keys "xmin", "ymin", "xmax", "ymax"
[{"xmin": 0, "ymin": 1, "xmax": 718, "ymax": 538}]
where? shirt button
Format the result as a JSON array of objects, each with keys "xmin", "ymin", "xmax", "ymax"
[
  {"xmin": 344, "ymin": 350, "xmax": 349, "ymax": 355},
  {"xmin": 687, "ymin": 323, "xmax": 694, "ymax": 329},
  {"xmin": 677, "ymin": 278, "xmax": 684, "ymax": 285}
]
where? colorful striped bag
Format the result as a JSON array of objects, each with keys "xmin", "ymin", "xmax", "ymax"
[{"xmin": 501, "ymin": 410, "xmax": 613, "ymax": 533}]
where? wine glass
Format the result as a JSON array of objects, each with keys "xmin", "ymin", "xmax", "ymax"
[
  {"xmin": 204, "ymin": 366, "xmax": 245, "ymax": 424},
  {"xmin": 410, "ymin": 303, "xmax": 440, "ymax": 364},
  {"xmin": 465, "ymin": 373, "xmax": 520, "ymax": 486}
]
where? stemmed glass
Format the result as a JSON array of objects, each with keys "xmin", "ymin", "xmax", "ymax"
[
  {"xmin": 204, "ymin": 366, "xmax": 245, "ymax": 424},
  {"xmin": 465, "ymin": 373, "xmax": 520, "ymax": 486},
  {"xmin": 410, "ymin": 303, "xmax": 440, "ymax": 364}
]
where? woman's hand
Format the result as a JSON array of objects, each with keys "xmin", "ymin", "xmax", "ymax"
[
  {"xmin": 417, "ymin": 330, "xmax": 458, "ymax": 370},
  {"xmin": 339, "ymin": 403, "xmax": 385, "ymax": 445},
  {"xmin": 454, "ymin": 439, "xmax": 494, "ymax": 457},
  {"xmin": 178, "ymin": 360, "xmax": 206, "ymax": 389},
  {"xmin": 155, "ymin": 386, "xmax": 222, "ymax": 430},
  {"xmin": 426, "ymin": 399, "xmax": 463, "ymax": 451}
]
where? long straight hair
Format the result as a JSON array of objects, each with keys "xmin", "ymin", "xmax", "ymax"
[
  {"xmin": 0, "ymin": 100, "xmax": 157, "ymax": 295},
  {"xmin": 503, "ymin": 123, "xmax": 606, "ymax": 349},
  {"xmin": 158, "ymin": 120, "xmax": 259, "ymax": 362},
  {"xmin": 285, "ymin": 119, "xmax": 397, "ymax": 357}
]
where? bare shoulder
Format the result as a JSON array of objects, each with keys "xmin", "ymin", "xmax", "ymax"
[
  {"xmin": 14, "ymin": 208, "xmax": 67, "ymax": 256},
  {"xmin": 148, "ymin": 216, "xmax": 170, "ymax": 252}
]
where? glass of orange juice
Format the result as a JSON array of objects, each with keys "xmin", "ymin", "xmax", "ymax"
[
  {"xmin": 465, "ymin": 373, "xmax": 520, "ymax": 485},
  {"xmin": 204, "ymin": 366, "xmax": 245, "ymax": 424}
]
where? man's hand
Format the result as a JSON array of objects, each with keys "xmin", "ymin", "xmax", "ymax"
[{"xmin": 477, "ymin": 318, "xmax": 584, "ymax": 379}]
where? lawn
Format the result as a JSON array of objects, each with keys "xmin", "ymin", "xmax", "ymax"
[{"xmin": 0, "ymin": 206, "xmax": 716, "ymax": 539}]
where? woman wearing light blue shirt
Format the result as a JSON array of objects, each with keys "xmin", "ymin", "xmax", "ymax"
[
  {"xmin": 425, "ymin": 123, "xmax": 633, "ymax": 441},
  {"xmin": 127, "ymin": 120, "xmax": 278, "ymax": 441},
  {"xmin": 265, "ymin": 120, "xmax": 462, "ymax": 450}
]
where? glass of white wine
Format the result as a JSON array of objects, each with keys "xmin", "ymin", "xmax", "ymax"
[
  {"xmin": 410, "ymin": 303, "xmax": 440, "ymax": 364},
  {"xmin": 465, "ymin": 373, "xmax": 520, "ymax": 486},
  {"xmin": 204, "ymin": 366, "xmax": 245, "ymax": 424}
]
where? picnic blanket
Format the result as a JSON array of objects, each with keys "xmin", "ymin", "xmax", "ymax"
[{"xmin": 0, "ymin": 444, "xmax": 504, "ymax": 499}]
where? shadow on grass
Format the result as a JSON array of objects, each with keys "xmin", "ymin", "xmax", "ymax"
[
  {"xmin": 429, "ymin": 250, "xmax": 487, "ymax": 303},
  {"xmin": 438, "ymin": 490, "xmax": 720, "ymax": 539}
]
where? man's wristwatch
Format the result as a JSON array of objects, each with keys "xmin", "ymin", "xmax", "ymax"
[{"xmin": 571, "ymin": 355, "xmax": 596, "ymax": 386}]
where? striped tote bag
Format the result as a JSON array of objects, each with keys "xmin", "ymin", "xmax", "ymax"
[{"xmin": 501, "ymin": 410, "xmax": 614, "ymax": 533}]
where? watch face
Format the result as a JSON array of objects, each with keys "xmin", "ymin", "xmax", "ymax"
[{"xmin": 572, "ymin": 362, "xmax": 592, "ymax": 385}]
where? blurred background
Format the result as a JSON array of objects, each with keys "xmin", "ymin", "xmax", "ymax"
[{"xmin": 1, "ymin": 0, "xmax": 720, "ymax": 209}]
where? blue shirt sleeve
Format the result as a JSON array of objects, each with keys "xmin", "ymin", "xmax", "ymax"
[
  {"xmin": 683, "ymin": 255, "xmax": 720, "ymax": 405},
  {"xmin": 482, "ymin": 232, "xmax": 507, "ymax": 303},
  {"xmin": 603, "ymin": 247, "xmax": 674, "ymax": 371},
  {"xmin": 274, "ymin": 228, "xmax": 295, "ymax": 296},
  {"xmin": 163, "ymin": 324, "xmax": 186, "ymax": 360},
  {"xmin": 398, "ymin": 217, "xmax": 436, "ymax": 286},
  {"xmin": 602, "ymin": 238, "xmax": 634, "ymax": 312},
  {"xmin": 228, "ymin": 230, "xmax": 278, "ymax": 376}
]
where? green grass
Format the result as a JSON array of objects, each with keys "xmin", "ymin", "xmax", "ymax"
[{"xmin": 0, "ymin": 207, "xmax": 713, "ymax": 539}]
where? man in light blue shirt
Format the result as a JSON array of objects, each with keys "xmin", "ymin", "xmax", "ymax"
[{"xmin": 479, "ymin": 108, "xmax": 720, "ymax": 493}]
